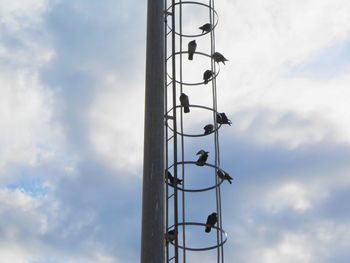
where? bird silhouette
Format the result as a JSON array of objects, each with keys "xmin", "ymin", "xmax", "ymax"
[
  {"xmin": 196, "ymin": 150, "xmax": 209, "ymax": 166},
  {"xmin": 217, "ymin": 112, "xmax": 231, "ymax": 125},
  {"xmin": 212, "ymin": 52, "xmax": 228, "ymax": 65},
  {"xmin": 166, "ymin": 171, "xmax": 183, "ymax": 186},
  {"xmin": 188, "ymin": 40, "xmax": 197, "ymax": 60},
  {"xmin": 203, "ymin": 70, "xmax": 213, "ymax": 84},
  {"xmin": 217, "ymin": 169, "xmax": 233, "ymax": 184},
  {"xmin": 205, "ymin": 212, "xmax": 217, "ymax": 233},
  {"xmin": 199, "ymin": 23, "xmax": 212, "ymax": 33},
  {"xmin": 179, "ymin": 93, "xmax": 190, "ymax": 113},
  {"xmin": 165, "ymin": 229, "xmax": 177, "ymax": 245},
  {"xmin": 203, "ymin": 124, "xmax": 214, "ymax": 135}
]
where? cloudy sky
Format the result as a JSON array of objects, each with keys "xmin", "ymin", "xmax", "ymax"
[{"xmin": 1, "ymin": 0, "xmax": 350, "ymax": 262}]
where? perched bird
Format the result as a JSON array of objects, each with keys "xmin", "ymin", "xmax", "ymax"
[
  {"xmin": 179, "ymin": 93, "xmax": 190, "ymax": 113},
  {"xmin": 196, "ymin": 150, "xmax": 209, "ymax": 166},
  {"xmin": 165, "ymin": 230, "xmax": 177, "ymax": 245},
  {"xmin": 217, "ymin": 169, "xmax": 233, "ymax": 184},
  {"xmin": 203, "ymin": 70, "xmax": 213, "ymax": 84},
  {"xmin": 199, "ymin": 23, "xmax": 212, "ymax": 33},
  {"xmin": 188, "ymin": 40, "xmax": 197, "ymax": 60},
  {"xmin": 166, "ymin": 171, "xmax": 183, "ymax": 186},
  {"xmin": 212, "ymin": 52, "xmax": 228, "ymax": 65},
  {"xmin": 203, "ymin": 124, "xmax": 214, "ymax": 135},
  {"xmin": 205, "ymin": 212, "xmax": 217, "ymax": 233},
  {"xmin": 216, "ymin": 112, "xmax": 232, "ymax": 125}
]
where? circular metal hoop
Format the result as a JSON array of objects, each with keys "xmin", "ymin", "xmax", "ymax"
[
  {"xmin": 168, "ymin": 222, "xmax": 228, "ymax": 251},
  {"xmin": 167, "ymin": 51, "xmax": 220, "ymax": 86},
  {"xmin": 166, "ymin": 104, "xmax": 221, "ymax": 137},
  {"xmin": 166, "ymin": 1, "xmax": 219, "ymax": 38},
  {"xmin": 167, "ymin": 161, "xmax": 227, "ymax": 192}
]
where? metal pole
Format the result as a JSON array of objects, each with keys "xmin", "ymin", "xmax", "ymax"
[{"xmin": 141, "ymin": 0, "xmax": 165, "ymax": 262}]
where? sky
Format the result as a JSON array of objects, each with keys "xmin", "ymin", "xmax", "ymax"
[{"xmin": 1, "ymin": 0, "xmax": 350, "ymax": 262}]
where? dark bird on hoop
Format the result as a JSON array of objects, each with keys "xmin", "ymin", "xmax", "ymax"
[
  {"xmin": 217, "ymin": 169, "xmax": 233, "ymax": 184},
  {"xmin": 196, "ymin": 149, "xmax": 209, "ymax": 166},
  {"xmin": 203, "ymin": 124, "xmax": 214, "ymax": 135},
  {"xmin": 165, "ymin": 229, "xmax": 177, "ymax": 245},
  {"xmin": 203, "ymin": 70, "xmax": 213, "ymax": 84},
  {"xmin": 217, "ymin": 112, "xmax": 231, "ymax": 125},
  {"xmin": 205, "ymin": 212, "xmax": 217, "ymax": 233},
  {"xmin": 212, "ymin": 52, "xmax": 228, "ymax": 65},
  {"xmin": 199, "ymin": 23, "xmax": 212, "ymax": 33},
  {"xmin": 188, "ymin": 40, "xmax": 197, "ymax": 60},
  {"xmin": 166, "ymin": 171, "xmax": 183, "ymax": 186},
  {"xmin": 179, "ymin": 93, "xmax": 190, "ymax": 113}
]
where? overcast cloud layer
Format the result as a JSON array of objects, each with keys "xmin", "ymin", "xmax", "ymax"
[{"xmin": 0, "ymin": 0, "xmax": 350, "ymax": 262}]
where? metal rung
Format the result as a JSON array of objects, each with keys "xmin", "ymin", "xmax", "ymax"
[
  {"xmin": 167, "ymin": 80, "xmax": 173, "ymax": 87},
  {"xmin": 168, "ymin": 256, "xmax": 175, "ymax": 261},
  {"xmin": 167, "ymin": 193, "xmax": 174, "ymax": 199},
  {"xmin": 165, "ymin": 115, "xmax": 174, "ymax": 120},
  {"xmin": 167, "ymin": 135, "xmax": 174, "ymax": 141}
]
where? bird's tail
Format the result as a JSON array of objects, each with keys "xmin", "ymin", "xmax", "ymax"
[
  {"xmin": 227, "ymin": 178, "xmax": 232, "ymax": 184},
  {"xmin": 184, "ymin": 106, "xmax": 190, "ymax": 113},
  {"xmin": 204, "ymin": 79, "xmax": 208, "ymax": 84},
  {"xmin": 205, "ymin": 226, "xmax": 211, "ymax": 233},
  {"xmin": 188, "ymin": 53, "xmax": 193, "ymax": 60}
]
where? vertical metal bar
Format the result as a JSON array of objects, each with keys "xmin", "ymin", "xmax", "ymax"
[
  {"xmin": 208, "ymin": 0, "xmax": 223, "ymax": 262},
  {"xmin": 171, "ymin": 1, "xmax": 179, "ymax": 263},
  {"xmin": 165, "ymin": 0, "xmax": 170, "ymax": 262},
  {"xmin": 178, "ymin": 1, "xmax": 187, "ymax": 262},
  {"xmin": 141, "ymin": 0, "xmax": 165, "ymax": 262},
  {"xmin": 209, "ymin": 0, "xmax": 225, "ymax": 261}
]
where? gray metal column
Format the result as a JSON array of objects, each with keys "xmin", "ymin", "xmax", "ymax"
[{"xmin": 141, "ymin": 0, "xmax": 165, "ymax": 262}]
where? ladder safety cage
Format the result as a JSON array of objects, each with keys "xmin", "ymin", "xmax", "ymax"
[{"xmin": 164, "ymin": 0, "xmax": 231, "ymax": 262}]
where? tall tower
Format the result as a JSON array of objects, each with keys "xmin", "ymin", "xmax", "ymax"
[{"xmin": 142, "ymin": 1, "xmax": 230, "ymax": 262}]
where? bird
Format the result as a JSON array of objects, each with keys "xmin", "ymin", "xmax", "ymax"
[
  {"xmin": 166, "ymin": 171, "xmax": 183, "ymax": 186},
  {"xmin": 217, "ymin": 112, "xmax": 232, "ymax": 125},
  {"xmin": 203, "ymin": 70, "xmax": 213, "ymax": 84},
  {"xmin": 205, "ymin": 212, "xmax": 217, "ymax": 233},
  {"xmin": 188, "ymin": 40, "xmax": 197, "ymax": 60},
  {"xmin": 203, "ymin": 124, "xmax": 214, "ymax": 135},
  {"xmin": 199, "ymin": 23, "xmax": 212, "ymax": 33},
  {"xmin": 165, "ymin": 229, "xmax": 177, "ymax": 245},
  {"xmin": 196, "ymin": 150, "xmax": 209, "ymax": 166},
  {"xmin": 217, "ymin": 169, "xmax": 233, "ymax": 184},
  {"xmin": 179, "ymin": 93, "xmax": 190, "ymax": 113},
  {"xmin": 212, "ymin": 52, "xmax": 228, "ymax": 65}
]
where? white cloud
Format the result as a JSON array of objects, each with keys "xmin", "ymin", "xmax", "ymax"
[
  {"xmin": 87, "ymin": 72, "xmax": 144, "ymax": 175},
  {"xmin": 0, "ymin": 0, "xmax": 62, "ymax": 175},
  {"xmin": 211, "ymin": 0, "xmax": 350, "ymax": 146},
  {"xmin": 228, "ymin": 217, "xmax": 350, "ymax": 263},
  {"xmin": 0, "ymin": 0, "xmax": 48, "ymax": 31},
  {"xmin": 257, "ymin": 232, "xmax": 313, "ymax": 263},
  {"xmin": 265, "ymin": 182, "xmax": 319, "ymax": 213},
  {"xmin": 0, "ymin": 69, "xmax": 62, "ymax": 173},
  {"xmin": 0, "ymin": 188, "xmax": 47, "ymax": 263},
  {"xmin": 254, "ymin": 221, "xmax": 350, "ymax": 263}
]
